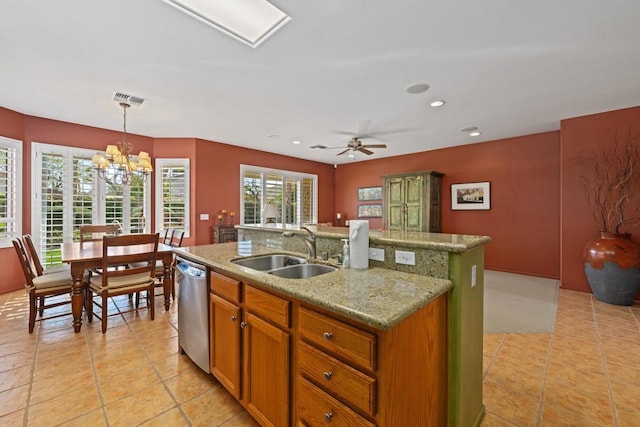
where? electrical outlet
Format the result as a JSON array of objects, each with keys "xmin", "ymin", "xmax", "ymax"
[
  {"xmin": 395, "ymin": 250, "xmax": 416, "ymax": 265},
  {"xmin": 369, "ymin": 247, "xmax": 385, "ymax": 261}
]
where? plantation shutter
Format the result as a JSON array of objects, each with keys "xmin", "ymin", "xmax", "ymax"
[
  {"xmin": 155, "ymin": 159, "xmax": 190, "ymax": 236},
  {"xmin": 240, "ymin": 165, "xmax": 317, "ymax": 226},
  {"xmin": 0, "ymin": 137, "xmax": 22, "ymax": 247}
]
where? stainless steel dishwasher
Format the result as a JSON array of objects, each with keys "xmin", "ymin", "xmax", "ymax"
[{"xmin": 176, "ymin": 256, "xmax": 209, "ymax": 373}]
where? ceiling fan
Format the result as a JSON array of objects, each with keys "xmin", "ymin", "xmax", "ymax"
[
  {"xmin": 310, "ymin": 120, "xmax": 388, "ymax": 156},
  {"xmin": 336, "ymin": 137, "xmax": 386, "ymax": 156}
]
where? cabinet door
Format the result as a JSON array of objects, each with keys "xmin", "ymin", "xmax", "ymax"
[
  {"xmin": 242, "ymin": 312, "xmax": 290, "ymax": 427},
  {"xmin": 386, "ymin": 177, "xmax": 405, "ymax": 231},
  {"xmin": 210, "ymin": 294, "xmax": 241, "ymax": 399},
  {"xmin": 404, "ymin": 175, "xmax": 424, "ymax": 232}
]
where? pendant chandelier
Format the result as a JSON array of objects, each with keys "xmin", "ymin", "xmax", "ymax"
[{"xmin": 92, "ymin": 102, "xmax": 153, "ymax": 185}]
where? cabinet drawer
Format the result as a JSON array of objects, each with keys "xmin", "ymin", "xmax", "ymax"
[
  {"xmin": 297, "ymin": 377, "xmax": 375, "ymax": 427},
  {"xmin": 245, "ymin": 285, "xmax": 290, "ymax": 328},
  {"xmin": 298, "ymin": 341, "xmax": 376, "ymax": 416},
  {"xmin": 210, "ymin": 271, "xmax": 241, "ymax": 303},
  {"xmin": 298, "ymin": 307, "xmax": 376, "ymax": 371}
]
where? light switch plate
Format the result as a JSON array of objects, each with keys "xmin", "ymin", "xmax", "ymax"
[
  {"xmin": 199, "ymin": 213, "xmax": 210, "ymax": 220},
  {"xmin": 369, "ymin": 247, "xmax": 385, "ymax": 261},
  {"xmin": 395, "ymin": 250, "xmax": 416, "ymax": 265},
  {"xmin": 471, "ymin": 264, "xmax": 477, "ymax": 287}
]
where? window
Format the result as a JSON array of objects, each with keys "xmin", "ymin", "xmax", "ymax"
[
  {"xmin": 155, "ymin": 159, "xmax": 190, "ymax": 237},
  {"xmin": 240, "ymin": 165, "xmax": 317, "ymax": 225},
  {"xmin": 0, "ymin": 136, "xmax": 22, "ymax": 248},
  {"xmin": 32, "ymin": 143, "xmax": 151, "ymax": 266}
]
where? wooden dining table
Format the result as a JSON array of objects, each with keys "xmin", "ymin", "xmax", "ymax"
[{"xmin": 61, "ymin": 240, "xmax": 175, "ymax": 333}]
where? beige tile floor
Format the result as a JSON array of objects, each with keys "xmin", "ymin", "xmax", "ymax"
[
  {"xmin": 1, "ymin": 285, "xmax": 639, "ymax": 426},
  {"xmin": 482, "ymin": 289, "xmax": 640, "ymax": 426}
]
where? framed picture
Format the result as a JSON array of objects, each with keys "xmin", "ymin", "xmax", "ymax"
[
  {"xmin": 358, "ymin": 186, "xmax": 382, "ymax": 201},
  {"xmin": 358, "ymin": 204, "xmax": 383, "ymax": 218},
  {"xmin": 451, "ymin": 181, "xmax": 491, "ymax": 210}
]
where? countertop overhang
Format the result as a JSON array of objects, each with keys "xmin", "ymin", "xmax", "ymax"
[{"xmin": 175, "ymin": 242, "xmax": 453, "ymax": 330}]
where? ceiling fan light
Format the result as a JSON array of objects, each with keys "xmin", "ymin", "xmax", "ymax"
[{"xmin": 406, "ymin": 83, "xmax": 430, "ymax": 94}]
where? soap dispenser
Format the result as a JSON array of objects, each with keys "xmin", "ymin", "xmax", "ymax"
[{"xmin": 341, "ymin": 239, "xmax": 350, "ymax": 268}]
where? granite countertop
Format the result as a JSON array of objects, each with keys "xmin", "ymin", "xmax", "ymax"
[
  {"xmin": 236, "ymin": 223, "xmax": 491, "ymax": 253},
  {"xmin": 174, "ymin": 242, "xmax": 452, "ymax": 330}
]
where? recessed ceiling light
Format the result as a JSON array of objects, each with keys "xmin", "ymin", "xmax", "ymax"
[
  {"xmin": 469, "ymin": 131, "xmax": 481, "ymax": 137},
  {"xmin": 267, "ymin": 133, "xmax": 280, "ymax": 139},
  {"xmin": 406, "ymin": 83, "xmax": 430, "ymax": 94},
  {"xmin": 161, "ymin": 0, "xmax": 291, "ymax": 48},
  {"xmin": 292, "ymin": 140, "xmax": 301, "ymax": 145},
  {"xmin": 461, "ymin": 126, "xmax": 478, "ymax": 133},
  {"xmin": 310, "ymin": 144, "xmax": 327, "ymax": 149},
  {"xmin": 430, "ymin": 100, "xmax": 445, "ymax": 107},
  {"xmin": 348, "ymin": 154, "xmax": 355, "ymax": 159}
]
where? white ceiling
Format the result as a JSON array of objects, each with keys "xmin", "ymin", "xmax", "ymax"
[{"xmin": 2, "ymin": 1, "xmax": 640, "ymax": 165}]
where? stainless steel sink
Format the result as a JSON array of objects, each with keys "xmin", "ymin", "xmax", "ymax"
[
  {"xmin": 232, "ymin": 254, "xmax": 307, "ymax": 271},
  {"xmin": 268, "ymin": 264, "xmax": 337, "ymax": 279}
]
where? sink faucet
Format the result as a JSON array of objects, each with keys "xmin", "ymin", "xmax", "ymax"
[{"xmin": 282, "ymin": 226, "xmax": 317, "ymax": 259}]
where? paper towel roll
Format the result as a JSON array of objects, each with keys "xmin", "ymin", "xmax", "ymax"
[{"xmin": 349, "ymin": 220, "xmax": 369, "ymax": 270}]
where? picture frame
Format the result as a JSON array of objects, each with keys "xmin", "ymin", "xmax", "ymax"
[
  {"xmin": 451, "ymin": 181, "xmax": 491, "ymax": 210},
  {"xmin": 357, "ymin": 204, "xmax": 383, "ymax": 218},
  {"xmin": 358, "ymin": 186, "xmax": 382, "ymax": 201}
]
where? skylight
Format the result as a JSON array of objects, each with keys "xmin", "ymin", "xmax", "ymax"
[{"xmin": 162, "ymin": 0, "xmax": 291, "ymax": 48}]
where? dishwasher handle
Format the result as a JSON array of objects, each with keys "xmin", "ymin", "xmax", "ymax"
[{"xmin": 176, "ymin": 257, "xmax": 207, "ymax": 278}]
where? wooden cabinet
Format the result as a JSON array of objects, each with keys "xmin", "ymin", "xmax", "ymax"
[
  {"xmin": 297, "ymin": 306, "xmax": 377, "ymax": 426},
  {"xmin": 210, "ymin": 294, "xmax": 241, "ymax": 398},
  {"xmin": 209, "ymin": 269, "xmax": 448, "ymax": 427},
  {"xmin": 296, "ymin": 296, "xmax": 448, "ymax": 427},
  {"xmin": 209, "ymin": 271, "xmax": 290, "ymax": 427},
  {"xmin": 382, "ymin": 171, "xmax": 443, "ymax": 232},
  {"xmin": 242, "ymin": 311, "xmax": 290, "ymax": 426},
  {"xmin": 212, "ymin": 225, "xmax": 238, "ymax": 243},
  {"xmin": 209, "ymin": 273, "xmax": 241, "ymax": 398}
]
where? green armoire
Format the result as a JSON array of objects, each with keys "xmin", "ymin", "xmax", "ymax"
[{"xmin": 383, "ymin": 171, "xmax": 443, "ymax": 232}]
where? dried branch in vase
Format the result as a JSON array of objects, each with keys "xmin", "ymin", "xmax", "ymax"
[{"xmin": 576, "ymin": 130, "xmax": 640, "ymax": 234}]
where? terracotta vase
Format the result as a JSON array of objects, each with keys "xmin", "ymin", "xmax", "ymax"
[{"xmin": 583, "ymin": 232, "xmax": 640, "ymax": 305}]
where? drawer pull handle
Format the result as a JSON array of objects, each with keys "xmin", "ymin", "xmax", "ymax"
[
  {"xmin": 323, "ymin": 332, "xmax": 333, "ymax": 341},
  {"xmin": 324, "ymin": 412, "xmax": 333, "ymax": 422},
  {"xmin": 230, "ymin": 316, "xmax": 237, "ymax": 322},
  {"xmin": 323, "ymin": 371, "xmax": 332, "ymax": 381},
  {"xmin": 240, "ymin": 321, "xmax": 248, "ymax": 329}
]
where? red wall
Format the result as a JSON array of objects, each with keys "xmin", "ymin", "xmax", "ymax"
[
  {"xmin": 191, "ymin": 139, "xmax": 335, "ymax": 246},
  {"xmin": 335, "ymin": 132, "xmax": 561, "ymax": 278},
  {"xmin": 2, "ymin": 104, "xmax": 639, "ymax": 294},
  {"xmin": 560, "ymin": 106, "xmax": 640, "ymax": 292}
]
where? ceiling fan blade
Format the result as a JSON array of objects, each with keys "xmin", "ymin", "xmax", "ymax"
[
  {"xmin": 358, "ymin": 147, "xmax": 374, "ymax": 155},
  {"xmin": 361, "ymin": 144, "xmax": 387, "ymax": 149},
  {"xmin": 336, "ymin": 148, "xmax": 351, "ymax": 156},
  {"xmin": 357, "ymin": 120, "xmax": 372, "ymax": 136}
]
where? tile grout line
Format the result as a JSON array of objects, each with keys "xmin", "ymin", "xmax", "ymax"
[
  {"xmin": 591, "ymin": 296, "xmax": 620, "ymax": 427},
  {"xmin": 122, "ymin": 296, "xmax": 194, "ymax": 426},
  {"xmin": 536, "ymin": 323, "xmax": 556, "ymax": 426}
]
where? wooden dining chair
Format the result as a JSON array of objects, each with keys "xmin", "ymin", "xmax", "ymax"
[
  {"xmin": 79, "ymin": 224, "xmax": 120, "ymax": 246},
  {"xmin": 12, "ymin": 238, "xmax": 83, "ymax": 333},
  {"xmin": 85, "ymin": 233, "xmax": 159, "ymax": 333},
  {"xmin": 140, "ymin": 229, "xmax": 185, "ymax": 304},
  {"xmin": 22, "ymin": 234, "xmax": 69, "ymax": 277},
  {"xmin": 162, "ymin": 228, "xmax": 175, "ymax": 246}
]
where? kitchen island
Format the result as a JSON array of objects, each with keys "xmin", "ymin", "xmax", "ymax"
[{"xmin": 175, "ymin": 225, "xmax": 489, "ymax": 426}]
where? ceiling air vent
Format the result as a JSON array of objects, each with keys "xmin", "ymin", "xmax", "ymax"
[{"xmin": 113, "ymin": 91, "xmax": 145, "ymax": 107}]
